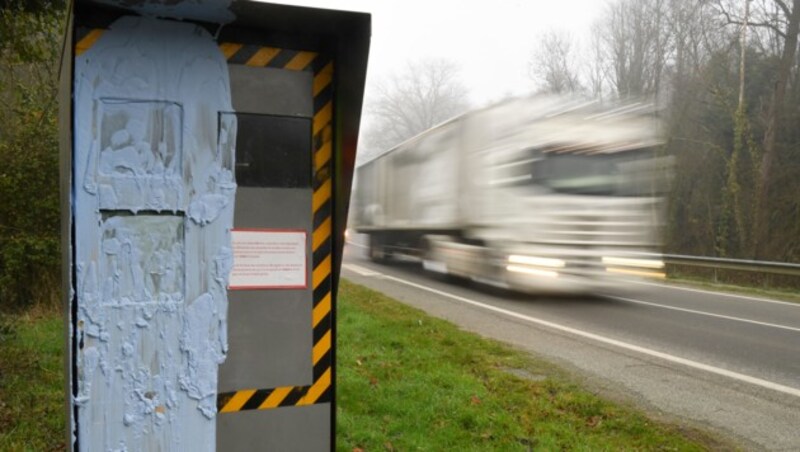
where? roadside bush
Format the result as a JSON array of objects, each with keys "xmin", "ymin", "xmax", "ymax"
[{"xmin": 0, "ymin": 1, "xmax": 65, "ymax": 311}]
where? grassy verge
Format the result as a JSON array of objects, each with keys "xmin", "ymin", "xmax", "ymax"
[
  {"xmin": 0, "ymin": 282, "xmax": 729, "ymax": 450},
  {"xmin": 665, "ymin": 274, "xmax": 800, "ymax": 304},
  {"xmin": 0, "ymin": 309, "xmax": 65, "ymax": 451},
  {"xmin": 336, "ymin": 279, "xmax": 726, "ymax": 451}
]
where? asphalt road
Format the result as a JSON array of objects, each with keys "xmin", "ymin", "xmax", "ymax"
[{"xmin": 342, "ymin": 236, "xmax": 800, "ymax": 451}]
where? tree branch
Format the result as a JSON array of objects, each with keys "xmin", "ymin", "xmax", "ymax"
[
  {"xmin": 718, "ymin": 5, "xmax": 787, "ymax": 38},
  {"xmin": 773, "ymin": 0, "xmax": 791, "ymax": 18}
]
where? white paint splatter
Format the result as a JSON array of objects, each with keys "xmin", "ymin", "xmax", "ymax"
[{"xmin": 73, "ymin": 15, "xmax": 236, "ymax": 451}]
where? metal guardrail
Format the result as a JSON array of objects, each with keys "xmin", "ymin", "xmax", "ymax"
[{"xmin": 660, "ymin": 254, "xmax": 800, "ymax": 277}]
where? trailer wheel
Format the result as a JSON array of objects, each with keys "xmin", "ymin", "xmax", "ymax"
[
  {"xmin": 368, "ymin": 234, "xmax": 385, "ymax": 262},
  {"xmin": 420, "ymin": 235, "xmax": 448, "ymax": 275}
]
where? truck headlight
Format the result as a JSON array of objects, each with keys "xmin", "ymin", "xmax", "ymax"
[
  {"xmin": 602, "ymin": 256, "xmax": 665, "ymax": 278},
  {"xmin": 508, "ymin": 255, "xmax": 565, "ymax": 268},
  {"xmin": 506, "ymin": 265, "xmax": 559, "ymax": 278},
  {"xmin": 506, "ymin": 255, "xmax": 562, "ymax": 278},
  {"xmin": 601, "ymin": 257, "xmax": 664, "ymax": 269},
  {"xmin": 605, "ymin": 267, "xmax": 666, "ymax": 278}
]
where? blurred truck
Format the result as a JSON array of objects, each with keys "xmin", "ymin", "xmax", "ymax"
[{"xmin": 352, "ymin": 96, "xmax": 672, "ymax": 294}]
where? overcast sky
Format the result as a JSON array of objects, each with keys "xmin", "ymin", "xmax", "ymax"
[{"xmin": 271, "ymin": 0, "xmax": 607, "ymax": 106}]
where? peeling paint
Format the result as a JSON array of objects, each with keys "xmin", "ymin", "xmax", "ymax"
[
  {"xmin": 179, "ymin": 293, "xmax": 223, "ymax": 419},
  {"xmin": 188, "ymin": 193, "xmax": 229, "ymax": 225},
  {"xmin": 100, "ymin": 215, "xmax": 184, "ymax": 304},
  {"xmin": 73, "ymin": 15, "xmax": 235, "ymax": 451}
]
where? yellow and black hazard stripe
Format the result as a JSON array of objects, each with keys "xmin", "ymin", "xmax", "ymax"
[
  {"xmin": 217, "ymin": 43, "xmax": 335, "ymax": 413},
  {"xmin": 219, "ymin": 43, "xmax": 321, "ymax": 72},
  {"xmin": 74, "ymin": 28, "xmax": 104, "ymax": 56},
  {"xmin": 309, "ymin": 52, "xmax": 335, "ymax": 405}
]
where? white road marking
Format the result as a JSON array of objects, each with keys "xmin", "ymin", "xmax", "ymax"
[
  {"xmin": 630, "ymin": 280, "xmax": 800, "ymax": 308},
  {"xmin": 342, "ymin": 264, "xmax": 800, "ymax": 399},
  {"xmin": 342, "ymin": 263, "xmax": 381, "ymax": 277},
  {"xmin": 612, "ymin": 296, "xmax": 800, "ymax": 333}
]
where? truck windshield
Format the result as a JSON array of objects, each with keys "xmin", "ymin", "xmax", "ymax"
[
  {"xmin": 497, "ymin": 147, "xmax": 661, "ymax": 196},
  {"xmin": 533, "ymin": 153, "xmax": 620, "ymax": 195}
]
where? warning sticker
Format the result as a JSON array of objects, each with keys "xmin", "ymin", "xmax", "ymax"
[{"xmin": 229, "ymin": 229, "xmax": 308, "ymax": 290}]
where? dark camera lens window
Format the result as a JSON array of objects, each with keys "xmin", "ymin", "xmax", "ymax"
[{"xmin": 234, "ymin": 114, "xmax": 312, "ymax": 188}]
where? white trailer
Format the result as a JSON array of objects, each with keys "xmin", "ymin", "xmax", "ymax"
[{"xmin": 353, "ymin": 96, "xmax": 670, "ymax": 294}]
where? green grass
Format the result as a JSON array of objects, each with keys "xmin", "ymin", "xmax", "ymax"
[
  {"xmin": 336, "ymin": 279, "xmax": 727, "ymax": 451},
  {"xmin": 665, "ymin": 273, "xmax": 800, "ymax": 304},
  {"xmin": 0, "ymin": 310, "xmax": 65, "ymax": 451},
  {"xmin": 0, "ymin": 283, "xmax": 729, "ymax": 451}
]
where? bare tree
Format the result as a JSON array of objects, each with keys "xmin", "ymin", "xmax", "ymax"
[
  {"xmin": 756, "ymin": 0, "xmax": 800, "ymax": 256},
  {"xmin": 528, "ymin": 29, "xmax": 583, "ymax": 94},
  {"xmin": 595, "ymin": 0, "xmax": 672, "ymax": 99},
  {"xmin": 362, "ymin": 58, "xmax": 469, "ymax": 156},
  {"xmin": 714, "ymin": 0, "xmax": 800, "ymax": 257},
  {"xmin": 586, "ymin": 22, "xmax": 609, "ymax": 98},
  {"xmin": 666, "ymin": 0, "xmax": 718, "ymax": 82}
]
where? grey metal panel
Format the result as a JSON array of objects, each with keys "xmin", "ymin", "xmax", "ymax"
[
  {"xmin": 219, "ymin": 187, "xmax": 313, "ymax": 391},
  {"xmin": 233, "ymin": 187, "xmax": 313, "ymax": 228},
  {"xmin": 229, "ymin": 65, "xmax": 313, "ymax": 118},
  {"xmin": 217, "ymin": 404, "xmax": 330, "ymax": 451},
  {"xmin": 222, "ymin": 1, "xmax": 371, "ymax": 289},
  {"xmin": 220, "ymin": 289, "xmax": 313, "ymax": 390}
]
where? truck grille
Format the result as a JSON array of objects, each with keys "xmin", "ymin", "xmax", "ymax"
[{"xmin": 506, "ymin": 198, "xmax": 662, "ymax": 278}]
